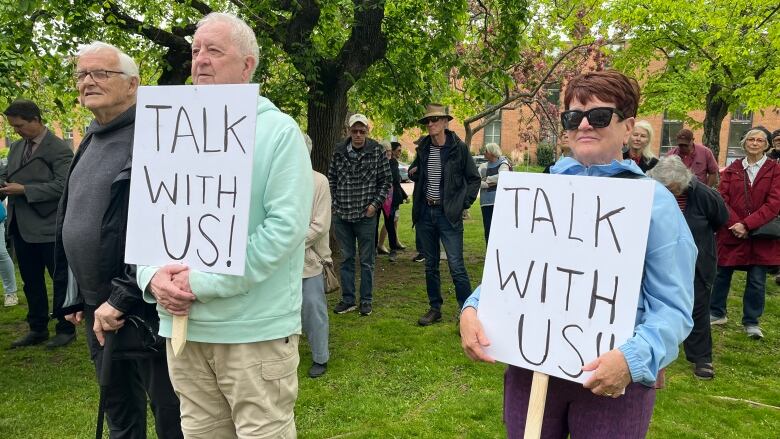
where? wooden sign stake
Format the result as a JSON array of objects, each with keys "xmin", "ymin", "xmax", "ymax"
[
  {"xmin": 523, "ymin": 371, "xmax": 550, "ymax": 439},
  {"xmin": 171, "ymin": 315, "xmax": 188, "ymax": 357}
]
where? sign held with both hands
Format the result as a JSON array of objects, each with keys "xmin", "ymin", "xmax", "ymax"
[
  {"xmin": 478, "ymin": 171, "xmax": 655, "ymax": 383},
  {"xmin": 125, "ymin": 84, "xmax": 259, "ymax": 276}
]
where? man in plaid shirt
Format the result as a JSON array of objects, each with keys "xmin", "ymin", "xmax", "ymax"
[{"xmin": 328, "ymin": 114, "xmax": 391, "ymax": 316}]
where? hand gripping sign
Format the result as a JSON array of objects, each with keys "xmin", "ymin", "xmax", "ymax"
[
  {"xmin": 125, "ymin": 84, "xmax": 259, "ymax": 355},
  {"xmin": 478, "ymin": 171, "xmax": 654, "ymax": 438}
]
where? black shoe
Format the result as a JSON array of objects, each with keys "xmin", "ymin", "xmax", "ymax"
[
  {"xmin": 418, "ymin": 309, "xmax": 442, "ymax": 326},
  {"xmin": 377, "ymin": 246, "xmax": 390, "ymax": 255},
  {"xmin": 11, "ymin": 331, "xmax": 49, "ymax": 348},
  {"xmin": 333, "ymin": 301, "xmax": 357, "ymax": 314},
  {"xmin": 389, "ymin": 250, "xmax": 398, "ymax": 262},
  {"xmin": 693, "ymin": 362, "xmax": 714, "ymax": 380},
  {"xmin": 46, "ymin": 332, "xmax": 76, "ymax": 349},
  {"xmin": 308, "ymin": 362, "xmax": 327, "ymax": 378},
  {"xmin": 413, "ymin": 254, "xmax": 425, "ymax": 263},
  {"xmin": 359, "ymin": 302, "xmax": 373, "ymax": 316}
]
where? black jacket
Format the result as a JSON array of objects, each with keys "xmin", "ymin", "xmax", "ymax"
[
  {"xmin": 390, "ymin": 158, "xmax": 407, "ymax": 207},
  {"xmin": 52, "ymin": 109, "xmax": 147, "ymax": 317},
  {"xmin": 410, "ymin": 130, "xmax": 480, "ymax": 226},
  {"xmin": 682, "ymin": 178, "xmax": 729, "ymax": 289},
  {"xmin": 623, "ymin": 150, "xmax": 659, "ymax": 173}
]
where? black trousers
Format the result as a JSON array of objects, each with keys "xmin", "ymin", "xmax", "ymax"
[
  {"xmin": 683, "ymin": 275, "xmax": 712, "ymax": 364},
  {"xmin": 10, "ymin": 220, "xmax": 74, "ymax": 334},
  {"xmin": 375, "ymin": 204, "xmax": 401, "ymax": 250},
  {"xmin": 85, "ymin": 304, "xmax": 183, "ymax": 439},
  {"xmin": 481, "ymin": 205, "xmax": 494, "ymax": 243}
]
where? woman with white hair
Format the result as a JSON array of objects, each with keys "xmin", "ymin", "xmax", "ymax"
[
  {"xmin": 648, "ymin": 156, "xmax": 728, "ymax": 379},
  {"xmin": 624, "ymin": 120, "xmax": 658, "ymax": 172},
  {"xmin": 710, "ymin": 128, "xmax": 780, "ymax": 340},
  {"xmin": 478, "ymin": 142, "xmax": 511, "ymax": 242}
]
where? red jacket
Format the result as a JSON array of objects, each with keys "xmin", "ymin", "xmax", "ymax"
[{"xmin": 716, "ymin": 158, "xmax": 780, "ymax": 266}]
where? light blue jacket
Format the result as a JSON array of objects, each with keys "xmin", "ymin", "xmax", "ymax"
[
  {"xmin": 138, "ymin": 96, "xmax": 313, "ymax": 343},
  {"xmin": 464, "ymin": 157, "xmax": 696, "ymax": 387}
]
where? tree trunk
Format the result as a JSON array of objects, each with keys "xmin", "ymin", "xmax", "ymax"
[
  {"xmin": 157, "ymin": 48, "xmax": 192, "ymax": 85},
  {"xmin": 702, "ymin": 83, "xmax": 730, "ymax": 160},
  {"xmin": 307, "ymin": 80, "xmax": 349, "ymax": 174}
]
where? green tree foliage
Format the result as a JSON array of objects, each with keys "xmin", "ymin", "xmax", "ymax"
[
  {"xmin": 448, "ymin": 0, "xmax": 608, "ymax": 148},
  {"xmin": 535, "ymin": 142, "xmax": 555, "ymax": 167},
  {"xmin": 606, "ymin": 0, "xmax": 780, "ymax": 157},
  {"xmin": 0, "ymin": 0, "xmax": 482, "ymax": 172}
]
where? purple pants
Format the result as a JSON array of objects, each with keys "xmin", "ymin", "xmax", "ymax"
[{"xmin": 504, "ymin": 366, "xmax": 655, "ymax": 439}]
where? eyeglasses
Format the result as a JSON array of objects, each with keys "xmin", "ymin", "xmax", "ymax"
[
  {"xmin": 424, "ymin": 116, "xmax": 444, "ymax": 125},
  {"xmin": 745, "ymin": 137, "xmax": 766, "ymax": 144},
  {"xmin": 75, "ymin": 70, "xmax": 127, "ymax": 83},
  {"xmin": 560, "ymin": 107, "xmax": 624, "ymax": 130}
]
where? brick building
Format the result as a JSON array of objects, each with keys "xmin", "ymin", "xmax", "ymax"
[{"xmin": 398, "ymin": 103, "xmax": 780, "ymax": 167}]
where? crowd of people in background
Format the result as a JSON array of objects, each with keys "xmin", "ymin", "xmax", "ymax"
[{"xmin": 1, "ymin": 11, "xmax": 779, "ymax": 439}]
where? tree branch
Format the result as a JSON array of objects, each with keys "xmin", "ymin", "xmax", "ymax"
[
  {"xmin": 171, "ymin": 0, "xmax": 212, "ymax": 16},
  {"xmin": 104, "ymin": 1, "xmax": 190, "ymax": 50},
  {"xmin": 465, "ymin": 41, "xmax": 596, "ymax": 126},
  {"xmin": 755, "ymin": 4, "xmax": 780, "ymax": 30},
  {"xmin": 337, "ymin": 0, "xmax": 388, "ymax": 83}
]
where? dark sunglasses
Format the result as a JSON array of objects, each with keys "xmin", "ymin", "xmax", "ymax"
[
  {"xmin": 560, "ymin": 107, "xmax": 624, "ymax": 130},
  {"xmin": 424, "ymin": 116, "xmax": 444, "ymax": 124}
]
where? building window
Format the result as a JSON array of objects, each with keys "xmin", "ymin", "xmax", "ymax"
[
  {"xmin": 483, "ymin": 111, "xmax": 501, "ymax": 146},
  {"xmin": 726, "ymin": 106, "xmax": 753, "ymax": 165},
  {"xmin": 660, "ymin": 111, "xmax": 683, "ymax": 156}
]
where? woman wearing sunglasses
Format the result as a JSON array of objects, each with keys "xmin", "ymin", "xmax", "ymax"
[{"xmin": 460, "ymin": 70, "xmax": 696, "ymax": 438}]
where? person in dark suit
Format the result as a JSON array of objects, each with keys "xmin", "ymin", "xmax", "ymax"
[{"xmin": 2, "ymin": 99, "xmax": 75, "ymax": 348}]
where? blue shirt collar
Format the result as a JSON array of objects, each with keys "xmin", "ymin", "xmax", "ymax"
[{"xmin": 550, "ymin": 157, "xmax": 644, "ymax": 177}]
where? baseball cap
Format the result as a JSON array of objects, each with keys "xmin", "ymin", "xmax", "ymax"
[{"xmin": 348, "ymin": 113, "xmax": 369, "ymax": 128}]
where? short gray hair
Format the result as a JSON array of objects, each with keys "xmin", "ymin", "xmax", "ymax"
[
  {"xmin": 483, "ymin": 142, "xmax": 503, "ymax": 157},
  {"xmin": 197, "ymin": 13, "xmax": 259, "ymax": 78},
  {"xmin": 77, "ymin": 41, "xmax": 139, "ymax": 80},
  {"xmin": 647, "ymin": 155, "xmax": 694, "ymax": 191},
  {"xmin": 740, "ymin": 128, "xmax": 768, "ymax": 149}
]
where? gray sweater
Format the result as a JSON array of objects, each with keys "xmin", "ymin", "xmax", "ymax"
[{"xmin": 62, "ymin": 107, "xmax": 134, "ymax": 305}]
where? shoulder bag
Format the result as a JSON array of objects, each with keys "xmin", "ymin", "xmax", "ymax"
[{"xmin": 742, "ymin": 170, "xmax": 780, "ymax": 239}]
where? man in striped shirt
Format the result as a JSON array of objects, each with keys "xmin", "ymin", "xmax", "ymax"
[
  {"xmin": 409, "ymin": 104, "xmax": 481, "ymax": 326},
  {"xmin": 328, "ymin": 114, "xmax": 391, "ymax": 317}
]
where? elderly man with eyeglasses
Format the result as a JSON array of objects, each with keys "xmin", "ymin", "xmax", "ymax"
[
  {"xmin": 328, "ymin": 114, "xmax": 391, "ymax": 317},
  {"xmin": 409, "ymin": 104, "xmax": 480, "ymax": 326},
  {"xmin": 53, "ymin": 41, "xmax": 183, "ymax": 438}
]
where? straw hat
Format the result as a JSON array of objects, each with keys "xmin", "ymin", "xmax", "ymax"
[{"xmin": 418, "ymin": 103, "xmax": 453, "ymax": 124}]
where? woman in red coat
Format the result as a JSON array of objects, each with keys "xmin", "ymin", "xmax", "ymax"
[{"xmin": 711, "ymin": 129, "xmax": 780, "ymax": 339}]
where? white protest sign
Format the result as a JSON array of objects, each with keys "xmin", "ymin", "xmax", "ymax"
[
  {"xmin": 125, "ymin": 84, "xmax": 259, "ymax": 276},
  {"xmin": 478, "ymin": 171, "xmax": 655, "ymax": 383}
]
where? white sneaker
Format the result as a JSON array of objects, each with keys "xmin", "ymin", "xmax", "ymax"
[
  {"xmin": 745, "ymin": 325, "xmax": 764, "ymax": 340},
  {"xmin": 4, "ymin": 293, "xmax": 18, "ymax": 307},
  {"xmin": 710, "ymin": 315, "xmax": 728, "ymax": 325}
]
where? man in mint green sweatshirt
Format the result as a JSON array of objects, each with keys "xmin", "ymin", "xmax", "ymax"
[{"xmin": 136, "ymin": 12, "xmax": 312, "ymax": 438}]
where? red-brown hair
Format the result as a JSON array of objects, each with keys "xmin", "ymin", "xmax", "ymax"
[{"xmin": 563, "ymin": 70, "xmax": 641, "ymax": 118}]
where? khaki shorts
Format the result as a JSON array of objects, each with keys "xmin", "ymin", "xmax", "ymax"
[{"xmin": 166, "ymin": 336, "xmax": 299, "ymax": 438}]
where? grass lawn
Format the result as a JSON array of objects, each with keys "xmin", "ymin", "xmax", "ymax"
[{"xmin": 1, "ymin": 202, "xmax": 778, "ymax": 438}]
